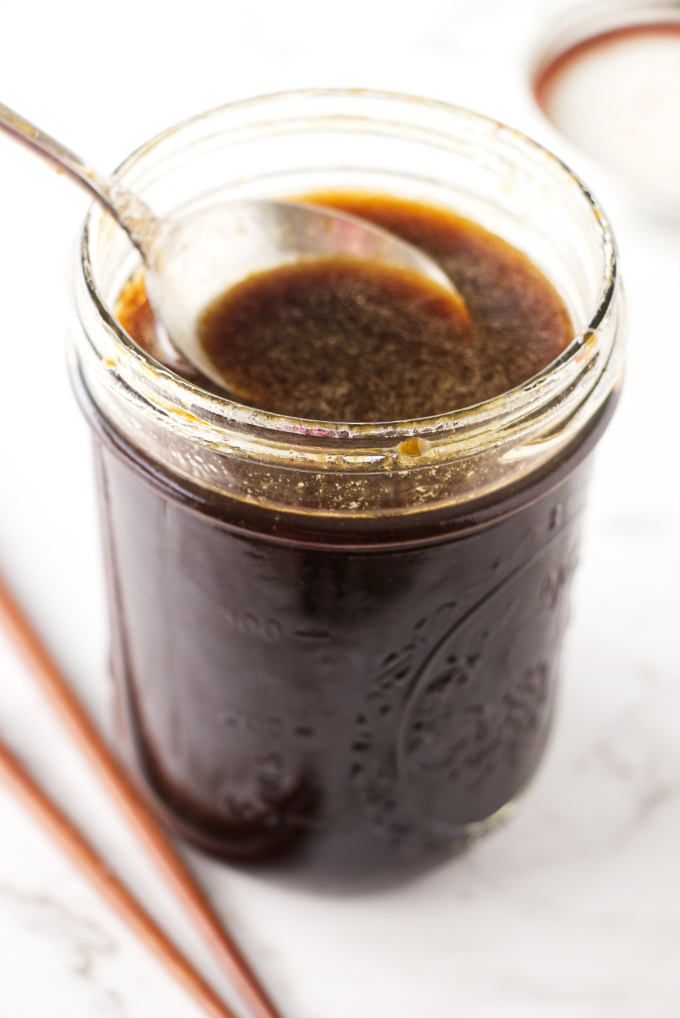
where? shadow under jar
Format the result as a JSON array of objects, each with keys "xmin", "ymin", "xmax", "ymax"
[{"xmin": 70, "ymin": 91, "xmax": 624, "ymax": 887}]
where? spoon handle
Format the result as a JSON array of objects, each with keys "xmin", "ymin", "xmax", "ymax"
[{"xmin": 0, "ymin": 100, "xmax": 157, "ymax": 256}]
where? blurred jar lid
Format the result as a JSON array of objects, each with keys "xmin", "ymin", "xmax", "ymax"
[{"xmin": 533, "ymin": 3, "xmax": 680, "ymax": 214}]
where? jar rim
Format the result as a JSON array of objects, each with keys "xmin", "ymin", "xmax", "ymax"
[{"xmin": 79, "ymin": 87, "xmax": 619, "ymax": 450}]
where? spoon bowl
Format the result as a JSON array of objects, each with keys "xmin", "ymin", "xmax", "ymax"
[
  {"xmin": 0, "ymin": 100, "xmax": 466, "ymax": 388},
  {"xmin": 149, "ymin": 198, "xmax": 465, "ymax": 388}
]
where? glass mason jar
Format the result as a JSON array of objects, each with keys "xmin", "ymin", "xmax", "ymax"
[{"xmin": 70, "ymin": 90, "xmax": 624, "ymax": 884}]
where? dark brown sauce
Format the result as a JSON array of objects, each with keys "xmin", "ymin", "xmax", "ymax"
[
  {"xmin": 199, "ymin": 256, "xmax": 472, "ymax": 421},
  {"xmin": 89, "ymin": 401, "xmax": 611, "ymax": 886},
  {"xmin": 118, "ymin": 193, "xmax": 571, "ymax": 421},
  {"xmin": 99, "ymin": 193, "xmax": 610, "ymax": 885}
]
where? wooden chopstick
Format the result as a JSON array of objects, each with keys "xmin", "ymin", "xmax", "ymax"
[
  {"xmin": 0, "ymin": 739, "xmax": 237, "ymax": 1018},
  {"xmin": 0, "ymin": 572, "xmax": 283, "ymax": 1018}
]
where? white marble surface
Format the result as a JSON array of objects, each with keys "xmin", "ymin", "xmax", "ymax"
[{"xmin": 1, "ymin": 1, "xmax": 679, "ymax": 1015}]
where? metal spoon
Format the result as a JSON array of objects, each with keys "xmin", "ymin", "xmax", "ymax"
[{"xmin": 0, "ymin": 101, "xmax": 466, "ymax": 388}]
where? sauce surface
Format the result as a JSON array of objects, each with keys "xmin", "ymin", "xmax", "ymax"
[{"xmin": 117, "ymin": 192, "xmax": 571, "ymax": 422}]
